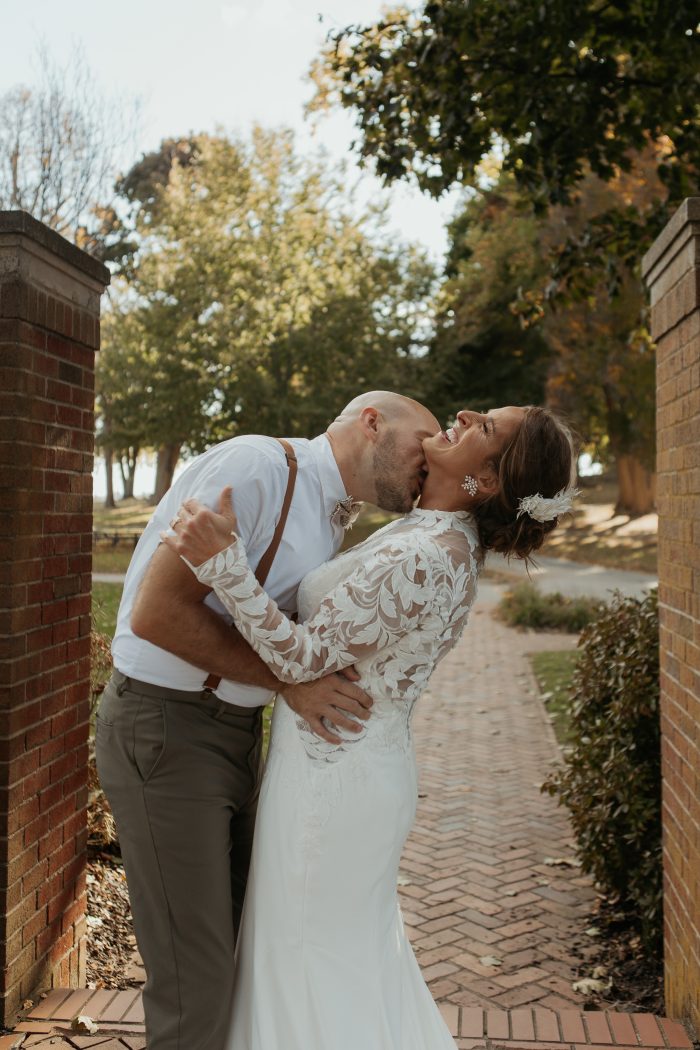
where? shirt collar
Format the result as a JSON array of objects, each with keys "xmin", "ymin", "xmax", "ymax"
[{"xmin": 309, "ymin": 433, "xmax": 350, "ymax": 522}]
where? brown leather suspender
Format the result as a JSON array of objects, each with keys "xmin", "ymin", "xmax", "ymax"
[
  {"xmin": 252, "ymin": 439, "xmax": 298, "ymax": 587},
  {"xmin": 203, "ymin": 438, "xmax": 298, "ymax": 692}
]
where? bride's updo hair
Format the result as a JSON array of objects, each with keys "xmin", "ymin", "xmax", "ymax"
[{"xmin": 473, "ymin": 407, "xmax": 576, "ymax": 561}]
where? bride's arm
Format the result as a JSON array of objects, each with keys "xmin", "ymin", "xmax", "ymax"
[{"xmin": 181, "ymin": 534, "xmax": 470, "ymax": 684}]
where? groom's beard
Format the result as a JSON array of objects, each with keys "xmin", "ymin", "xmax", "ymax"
[{"xmin": 372, "ymin": 431, "xmax": 416, "ymax": 513}]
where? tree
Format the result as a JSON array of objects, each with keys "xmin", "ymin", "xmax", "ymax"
[
  {"xmin": 96, "ymin": 307, "xmax": 150, "ymax": 505},
  {"xmin": 98, "ymin": 279, "xmax": 224, "ymax": 503},
  {"xmin": 0, "ymin": 45, "xmax": 138, "ymax": 248},
  {"xmin": 312, "ymin": 0, "xmax": 699, "ymax": 284},
  {"xmin": 98, "ymin": 128, "xmax": 435, "ymax": 500},
  {"xmin": 427, "ymin": 164, "xmax": 659, "ymax": 512},
  {"xmin": 540, "ymin": 161, "xmax": 660, "ymax": 512},
  {"xmin": 153, "ymin": 129, "xmax": 434, "ymax": 439},
  {"xmin": 425, "ymin": 175, "xmax": 552, "ymax": 424}
]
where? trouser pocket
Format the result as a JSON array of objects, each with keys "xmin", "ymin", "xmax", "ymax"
[
  {"xmin": 95, "ymin": 677, "xmax": 167, "ymax": 786},
  {"xmin": 131, "ymin": 698, "xmax": 167, "ymax": 783}
]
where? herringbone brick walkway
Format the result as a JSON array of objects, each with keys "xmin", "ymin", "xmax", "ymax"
[{"xmin": 399, "ymin": 581, "xmax": 612, "ymax": 1009}]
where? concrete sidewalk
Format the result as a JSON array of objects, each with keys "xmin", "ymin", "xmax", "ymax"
[{"xmin": 486, "ymin": 553, "xmax": 657, "ymax": 601}]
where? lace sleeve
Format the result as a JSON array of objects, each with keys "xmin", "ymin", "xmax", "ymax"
[{"xmin": 186, "ymin": 534, "xmax": 474, "ymax": 684}]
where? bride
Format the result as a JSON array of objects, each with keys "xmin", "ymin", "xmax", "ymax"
[{"xmin": 163, "ymin": 403, "xmax": 575, "ymax": 1050}]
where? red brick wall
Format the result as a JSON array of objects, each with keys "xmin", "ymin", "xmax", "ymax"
[
  {"xmin": 642, "ymin": 198, "xmax": 700, "ymax": 1036},
  {"xmin": 0, "ymin": 212, "xmax": 109, "ymax": 1024}
]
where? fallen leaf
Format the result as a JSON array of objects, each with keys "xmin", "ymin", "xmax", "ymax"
[
  {"xmin": 543, "ymin": 856, "xmax": 581, "ymax": 868},
  {"xmin": 584, "ymin": 926, "xmax": 601, "ymax": 937},
  {"xmin": 71, "ymin": 1014, "xmax": 99, "ymax": 1034},
  {"xmin": 572, "ymin": 977, "xmax": 612, "ymax": 995},
  {"xmin": 479, "ymin": 955, "xmax": 502, "ymax": 967}
]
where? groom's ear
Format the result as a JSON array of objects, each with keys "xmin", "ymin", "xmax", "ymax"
[{"xmin": 358, "ymin": 406, "xmax": 381, "ymax": 442}]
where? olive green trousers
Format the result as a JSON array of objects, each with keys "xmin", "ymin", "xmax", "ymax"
[{"xmin": 95, "ymin": 670, "xmax": 264, "ymax": 1050}]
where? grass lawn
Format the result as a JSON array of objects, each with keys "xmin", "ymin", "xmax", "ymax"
[
  {"xmin": 529, "ymin": 649, "xmax": 580, "ymax": 747},
  {"xmin": 93, "ymin": 546, "xmax": 136, "ymax": 575},
  {"xmin": 93, "ymin": 498, "xmax": 154, "ymax": 531},
  {"xmin": 544, "ymin": 474, "xmax": 657, "ymax": 574},
  {"xmin": 92, "ymin": 582, "xmax": 123, "ymax": 639},
  {"xmin": 93, "ymin": 498, "xmax": 152, "ymax": 574},
  {"xmin": 541, "ymin": 528, "xmax": 657, "ymax": 574}
]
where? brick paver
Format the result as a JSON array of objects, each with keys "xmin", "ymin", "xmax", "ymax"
[
  {"xmin": 11, "ymin": 988, "xmax": 145, "ymax": 1048},
  {"xmin": 14, "ymin": 992, "xmax": 695, "ymax": 1049},
  {"xmin": 399, "ymin": 582, "xmax": 595, "ymax": 1010}
]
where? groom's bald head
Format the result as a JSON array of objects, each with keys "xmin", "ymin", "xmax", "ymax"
[
  {"xmin": 333, "ymin": 390, "xmax": 433, "ymax": 427},
  {"xmin": 326, "ymin": 390, "xmax": 439, "ymax": 512}
]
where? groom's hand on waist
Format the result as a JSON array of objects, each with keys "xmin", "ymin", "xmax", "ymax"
[{"xmin": 284, "ymin": 675, "xmax": 373, "ymax": 746}]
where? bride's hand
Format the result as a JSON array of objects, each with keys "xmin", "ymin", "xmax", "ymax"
[{"xmin": 161, "ymin": 486, "xmax": 239, "ymax": 566}]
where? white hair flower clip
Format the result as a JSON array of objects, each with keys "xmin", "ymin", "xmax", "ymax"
[{"xmin": 516, "ymin": 487, "xmax": 579, "ymax": 523}]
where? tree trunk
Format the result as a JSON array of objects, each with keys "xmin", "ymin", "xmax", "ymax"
[
  {"xmin": 104, "ymin": 448, "xmax": 115, "ymax": 509},
  {"xmin": 118, "ymin": 447, "xmax": 139, "ymax": 499},
  {"xmin": 615, "ymin": 454, "xmax": 656, "ymax": 515},
  {"xmin": 151, "ymin": 443, "xmax": 181, "ymax": 504},
  {"xmin": 118, "ymin": 458, "xmax": 129, "ymax": 500}
]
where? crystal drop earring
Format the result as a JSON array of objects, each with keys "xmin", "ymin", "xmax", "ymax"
[{"xmin": 461, "ymin": 475, "xmax": 478, "ymax": 497}]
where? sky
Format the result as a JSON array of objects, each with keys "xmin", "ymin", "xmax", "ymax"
[
  {"xmin": 2, "ymin": 0, "xmax": 464, "ymax": 264},
  {"xmin": 2, "ymin": 0, "xmax": 469, "ymax": 498}
]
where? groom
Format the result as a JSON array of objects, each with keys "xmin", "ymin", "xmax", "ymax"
[{"xmin": 95, "ymin": 391, "xmax": 440, "ymax": 1050}]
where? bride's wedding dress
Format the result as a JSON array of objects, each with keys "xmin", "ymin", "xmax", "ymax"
[{"xmin": 189, "ymin": 508, "xmax": 480, "ymax": 1050}]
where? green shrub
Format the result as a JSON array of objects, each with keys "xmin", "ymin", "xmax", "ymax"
[
  {"xmin": 498, "ymin": 581, "xmax": 604, "ymax": 632},
  {"xmin": 541, "ymin": 589, "xmax": 662, "ymax": 950}
]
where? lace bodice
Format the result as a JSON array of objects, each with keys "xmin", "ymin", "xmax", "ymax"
[{"xmin": 190, "ymin": 509, "xmax": 481, "ymax": 744}]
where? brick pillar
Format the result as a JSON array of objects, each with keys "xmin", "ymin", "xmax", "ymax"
[
  {"xmin": 642, "ymin": 198, "xmax": 700, "ymax": 1036},
  {"xmin": 0, "ymin": 211, "xmax": 109, "ymax": 1023}
]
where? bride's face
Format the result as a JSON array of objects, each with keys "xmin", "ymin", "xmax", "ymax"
[{"xmin": 423, "ymin": 406, "xmax": 526, "ymax": 495}]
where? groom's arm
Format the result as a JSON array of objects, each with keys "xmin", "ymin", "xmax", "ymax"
[
  {"xmin": 131, "ymin": 543, "xmax": 371, "ymax": 744},
  {"xmin": 132, "ymin": 542, "xmax": 280, "ymax": 686}
]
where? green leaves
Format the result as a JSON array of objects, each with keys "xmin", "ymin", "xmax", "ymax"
[
  {"xmin": 313, "ymin": 0, "xmax": 700, "ymax": 284},
  {"xmin": 97, "ymin": 128, "xmax": 434, "ymax": 486},
  {"xmin": 542, "ymin": 590, "xmax": 662, "ymax": 950},
  {"xmin": 422, "ymin": 174, "xmax": 553, "ymax": 421}
]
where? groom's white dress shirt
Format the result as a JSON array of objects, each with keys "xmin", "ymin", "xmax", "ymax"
[{"xmin": 112, "ymin": 433, "xmax": 348, "ymax": 707}]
